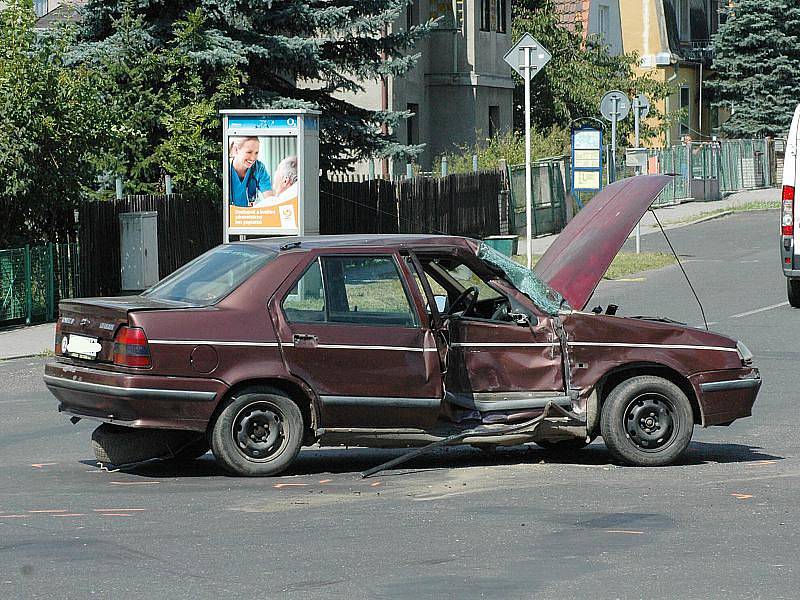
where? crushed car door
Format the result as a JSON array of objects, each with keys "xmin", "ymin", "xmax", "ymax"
[
  {"xmin": 413, "ymin": 254, "xmax": 570, "ymax": 415},
  {"xmin": 269, "ymin": 251, "xmax": 443, "ymax": 429}
]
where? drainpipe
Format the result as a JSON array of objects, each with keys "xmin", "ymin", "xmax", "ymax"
[{"xmin": 698, "ymin": 61, "xmax": 703, "ymax": 135}]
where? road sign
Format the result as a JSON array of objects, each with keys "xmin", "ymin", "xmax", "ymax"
[
  {"xmin": 635, "ymin": 93, "xmax": 650, "ymax": 119},
  {"xmin": 600, "ymin": 90, "xmax": 631, "ymax": 121},
  {"xmin": 503, "ymin": 34, "xmax": 551, "ymax": 81},
  {"xmin": 571, "ymin": 126, "xmax": 603, "ymax": 192}
]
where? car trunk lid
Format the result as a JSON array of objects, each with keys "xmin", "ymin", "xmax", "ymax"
[
  {"xmin": 57, "ymin": 296, "xmax": 193, "ymax": 363},
  {"xmin": 533, "ymin": 175, "xmax": 672, "ymax": 310}
]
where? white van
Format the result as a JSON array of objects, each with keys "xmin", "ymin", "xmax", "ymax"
[{"xmin": 782, "ymin": 104, "xmax": 800, "ymax": 307}]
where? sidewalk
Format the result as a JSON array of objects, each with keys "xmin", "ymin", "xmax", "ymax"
[
  {"xmin": 528, "ymin": 187, "xmax": 780, "ymax": 255},
  {"xmin": 0, "ymin": 322, "xmax": 55, "ymax": 360},
  {"xmin": 0, "ymin": 187, "xmax": 780, "ymax": 361}
]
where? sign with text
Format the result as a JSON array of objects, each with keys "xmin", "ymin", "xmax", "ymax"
[
  {"xmin": 571, "ymin": 126, "xmax": 603, "ymax": 192},
  {"xmin": 221, "ymin": 109, "xmax": 320, "ymax": 240}
]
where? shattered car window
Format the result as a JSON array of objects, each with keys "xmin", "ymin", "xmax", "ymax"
[{"xmin": 477, "ymin": 243, "xmax": 567, "ymax": 315}]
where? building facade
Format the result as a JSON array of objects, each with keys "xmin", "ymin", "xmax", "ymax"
[{"xmin": 334, "ymin": 0, "xmax": 515, "ymax": 174}]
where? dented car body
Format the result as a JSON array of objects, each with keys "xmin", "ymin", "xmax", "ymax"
[{"xmin": 44, "ymin": 176, "xmax": 761, "ymax": 475}]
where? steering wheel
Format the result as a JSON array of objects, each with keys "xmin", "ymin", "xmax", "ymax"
[{"xmin": 448, "ymin": 286, "xmax": 479, "ymax": 316}]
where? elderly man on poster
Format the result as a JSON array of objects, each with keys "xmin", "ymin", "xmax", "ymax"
[{"xmin": 253, "ymin": 156, "xmax": 298, "ymax": 207}]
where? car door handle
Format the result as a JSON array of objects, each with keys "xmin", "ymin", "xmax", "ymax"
[{"xmin": 293, "ymin": 334, "xmax": 318, "ymax": 348}]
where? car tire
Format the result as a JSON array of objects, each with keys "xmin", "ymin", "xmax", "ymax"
[
  {"xmin": 91, "ymin": 424, "xmax": 202, "ymax": 466},
  {"xmin": 788, "ymin": 279, "xmax": 800, "ymax": 308},
  {"xmin": 535, "ymin": 437, "xmax": 593, "ymax": 451},
  {"xmin": 210, "ymin": 390, "xmax": 304, "ymax": 477},
  {"xmin": 600, "ymin": 376, "xmax": 693, "ymax": 467}
]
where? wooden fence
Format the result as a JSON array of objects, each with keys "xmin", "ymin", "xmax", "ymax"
[
  {"xmin": 76, "ymin": 171, "xmax": 503, "ymax": 297},
  {"xmin": 78, "ymin": 194, "xmax": 221, "ymax": 297}
]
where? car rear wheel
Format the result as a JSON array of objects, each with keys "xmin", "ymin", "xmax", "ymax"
[
  {"xmin": 91, "ymin": 424, "xmax": 205, "ymax": 466},
  {"xmin": 788, "ymin": 279, "xmax": 800, "ymax": 308},
  {"xmin": 210, "ymin": 389, "xmax": 304, "ymax": 477},
  {"xmin": 600, "ymin": 376, "xmax": 693, "ymax": 467}
]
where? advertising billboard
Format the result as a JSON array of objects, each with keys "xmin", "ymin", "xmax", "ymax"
[{"xmin": 222, "ymin": 110, "xmax": 320, "ymax": 241}]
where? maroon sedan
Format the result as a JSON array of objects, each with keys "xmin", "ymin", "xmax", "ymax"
[{"xmin": 44, "ymin": 176, "xmax": 761, "ymax": 476}]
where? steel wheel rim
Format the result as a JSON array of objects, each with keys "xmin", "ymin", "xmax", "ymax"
[
  {"xmin": 622, "ymin": 392, "xmax": 679, "ymax": 453},
  {"xmin": 231, "ymin": 402, "xmax": 288, "ymax": 462}
]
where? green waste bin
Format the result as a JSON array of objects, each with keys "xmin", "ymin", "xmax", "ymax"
[{"xmin": 482, "ymin": 235, "xmax": 517, "ymax": 257}]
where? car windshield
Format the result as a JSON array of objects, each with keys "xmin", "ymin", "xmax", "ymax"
[
  {"xmin": 143, "ymin": 244, "xmax": 276, "ymax": 305},
  {"xmin": 477, "ymin": 242, "xmax": 567, "ymax": 315}
]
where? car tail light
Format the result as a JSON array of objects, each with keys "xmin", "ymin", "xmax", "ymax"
[
  {"xmin": 54, "ymin": 318, "xmax": 62, "ymax": 354},
  {"xmin": 782, "ymin": 185, "xmax": 794, "ymax": 236},
  {"xmin": 113, "ymin": 326, "xmax": 151, "ymax": 368}
]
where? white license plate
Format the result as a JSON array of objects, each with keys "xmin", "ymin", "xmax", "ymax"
[{"xmin": 62, "ymin": 334, "xmax": 102, "ymax": 359}]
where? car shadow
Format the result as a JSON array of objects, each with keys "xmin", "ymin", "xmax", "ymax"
[{"xmin": 79, "ymin": 440, "xmax": 783, "ymax": 479}]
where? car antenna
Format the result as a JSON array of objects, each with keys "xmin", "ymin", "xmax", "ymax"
[{"xmin": 649, "ymin": 209, "xmax": 709, "ymax": 330}]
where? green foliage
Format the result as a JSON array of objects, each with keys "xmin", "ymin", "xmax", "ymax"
[
  {"xmin": 710, "ymin": 0, "xmax": 800, "ymax": 137},
  {"xmin": 512, "ymin": 0, "xmax": 672, "ymax": 144},
  {"xmin": 435, "ymin": 128, "xmax": 568, "ymax": 174},
  {"xmin": 75, "ymin": 0, "xmax": 434, "ymax": 174},
  {"xmin": 0, "ymin": 0, "xmax": 104, "ymax": 246}
]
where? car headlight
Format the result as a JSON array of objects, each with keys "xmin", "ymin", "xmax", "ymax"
[{"xmin": 736, "ymin": 341, "xmax": 753, "ymax": 365}]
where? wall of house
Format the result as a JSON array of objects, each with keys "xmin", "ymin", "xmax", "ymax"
[{"xmin": 587, "ymin": 0, "xmax": 624, "ymax": 56}]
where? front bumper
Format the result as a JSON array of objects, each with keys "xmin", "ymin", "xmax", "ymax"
[
  {"xmin": 44, "ymin": 361, "xmax": 227, "ymax": 431},
  {"xmin": 689, "ymin": 367, "xmax": 761, "ymax": 427}
]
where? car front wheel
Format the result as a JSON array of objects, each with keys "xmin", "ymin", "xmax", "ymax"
[
  {"xmin": 210, "ymin": 389, "xmax": 304, "ymax": 476},
  {"xmin": 600, "ymin": 376, "xmax": 693, "ymax": 466}
]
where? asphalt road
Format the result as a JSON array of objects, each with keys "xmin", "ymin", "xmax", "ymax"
[{"xmin": 1, "ymin": 209, "xmax": 795, "ymax": 599}]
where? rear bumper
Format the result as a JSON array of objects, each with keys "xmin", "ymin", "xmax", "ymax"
[
  {"xmin": 690, "ymin": 367, "xmax": 761, "ymax": 427},
  {"xmin": 44, "ymin": 361, "xmax": 227, "ymax": 432}
]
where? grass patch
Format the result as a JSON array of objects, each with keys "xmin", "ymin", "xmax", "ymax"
[
  {"xmin": 655, "ymin": 200, "xmax": 779, "ymax": 227},
  {"xmin": 513, "ymin": 252, "xmax": 676, "ymax": 280}
]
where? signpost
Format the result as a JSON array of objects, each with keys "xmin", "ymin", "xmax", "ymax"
[
  {"xmin": 600, "ymin": 90, "xmax": 630, "ymax": 184},
  {"xmin": 221, "ymin": 109, "xmax": 320, "ymax": 242},
  {"xmin": 632, "ymin": 93, "xmax": 650, "ymax": 253},
  {"xmin": 504, "ymin": 34, "xmax": 551, "ymax": 269}
]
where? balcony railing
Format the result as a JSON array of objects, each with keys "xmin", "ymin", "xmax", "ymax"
[{"xmin": 678, "ymin": 40, "xmax": 715, "ymax": 63}]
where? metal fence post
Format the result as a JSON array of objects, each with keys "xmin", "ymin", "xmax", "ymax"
[
  {"xmin": 46, "ymin": 242, "xmax": 54, "ymax": 321},
  {"xmin": 24, "ymin": 245, "xmax": 32, "ymax": 325}
]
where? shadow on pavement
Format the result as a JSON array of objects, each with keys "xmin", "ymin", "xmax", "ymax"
[{"xmin": 85, "ymin": 440, "xmax": 782, "ymax": 479}]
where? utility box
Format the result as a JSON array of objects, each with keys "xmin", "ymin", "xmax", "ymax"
[{"xmin": 120, "ymin": 211, "xmax": 159, "ymax": 292}]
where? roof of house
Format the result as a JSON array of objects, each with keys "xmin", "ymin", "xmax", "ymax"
[{"xmin": 552, "ymin": 0, "xmax": 591, "ymax": 37}]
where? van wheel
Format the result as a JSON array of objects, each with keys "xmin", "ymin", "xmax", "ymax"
[
  {"xmin": 600, "ymin": 376, "xmax": 693, "ymax": 467},
  {"xmin": 788, "ymin": 279, "xmax": 800, "ymax": 308},
  {"xmin": 210, "ymin": 389, "xmax": 304, "ymax": 476}
]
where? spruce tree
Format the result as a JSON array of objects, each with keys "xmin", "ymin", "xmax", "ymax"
[
  {"xmin": 710, "ymin": 0, "xmax": 800, "ymax": 137},
  {"xmin": 72, "ymin": 0, "xmax": 433, "ymax": 175}
]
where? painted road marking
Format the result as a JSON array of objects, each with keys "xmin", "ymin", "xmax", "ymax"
[
  {"xmin": 0, "ymin": 515, "xmax": 27, "ymax": 518},
  {"xmin": 100, "ymin": 513, "xmax": 132, "ymax": 517},
  {"xmin": 31, "ymin": 463, "xmax": 58, "ymax": 469},
  {"xmin": 109, "ymin": 481, "xmax": 160, "ymax": 486},
  {"xmin": 730, "ymin": 302, "xmax": 789, "ymax": 319},
  {"xmin": 274, "ymin": 483, "xmax": 309, "ymax": 489},
  {"xmin": 93, "ymin": 508, "xmax": 146, "ymax": 512},
  {"xmin": 605, "ymin": 530, "xmax": 644, "ymax": 535},
  {"xmin": 319, "ymin": 479, "xmax": 332, "ymax": 484},
  {"xmin": 731, "ymin": 493, "xmax": 753, "ymax": 499},
  {"xmin": 51, "ymin": 513, "xmax": 86, "ymax": 517},
  {"xmin": 27, "ymin": 509, "xmax": 67, "ymax": 514}
]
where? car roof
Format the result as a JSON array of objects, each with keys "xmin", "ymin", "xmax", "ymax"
[{"xmin": 237, "ymin": 234, "xmax": 478, "ymax": 252}]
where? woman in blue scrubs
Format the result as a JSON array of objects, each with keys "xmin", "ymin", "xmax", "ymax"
[{"xmin": 229, "ymin": 137, "xmax": 273, "ymax": 206}]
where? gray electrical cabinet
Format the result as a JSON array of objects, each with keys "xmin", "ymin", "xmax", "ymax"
[{"xmin": 120, "ymin": 211, "xmax": 159, "ymax": 292}]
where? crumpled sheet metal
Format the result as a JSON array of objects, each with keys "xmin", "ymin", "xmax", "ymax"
[{"xmin": 477, "ymin": 242, "xmax": 567, "ymax": 315}]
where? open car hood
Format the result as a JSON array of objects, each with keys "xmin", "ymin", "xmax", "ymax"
[{"xmin": 533, "ymin": 175, "xmax": 672, "ymax": 310}]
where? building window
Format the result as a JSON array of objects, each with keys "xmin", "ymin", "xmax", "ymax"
[
  {"xmin": 480, "ymin": 0, "xmax": 491, "ymax": 31},
  {"xmin": 489, "ymin": 106, "xmax": 500, "ymax": 138},
  {"xmin": 34, "ymin": 0, "xmax": 49, "ymax": 18},
  {"xmin": 676, "ymin": 0, "xmax": 690, "ymax": 41},
  {"xmin": 495, "ymin": 0, "xmax": 507, "ymax": 33},
  {"xmin": 680, "ymin": 86, "xmax": 691, "ymax": 136},
  {"xmin": 598, "ymin": 4, "xmax": 610, "ymax": 42},
  {"xmin": 406, "ymin": 104, "xmax": 419, "ymax": 147},
  {"xmin": 406, "ymin": 1, "xmax": 417, "ymax": 29}
]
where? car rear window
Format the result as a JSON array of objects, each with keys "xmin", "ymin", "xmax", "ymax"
[{"xmin": 143, "ymin": 244, "xmax": 276, "ymax": 305}]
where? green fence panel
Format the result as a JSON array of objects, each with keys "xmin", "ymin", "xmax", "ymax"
[
  {"xmin": 0, "ymin": 242, "xmax": 81, "ymax": 326},
  {"xmin": 508, "ymin": 161, "xmax": 567, "ymax": 238}
]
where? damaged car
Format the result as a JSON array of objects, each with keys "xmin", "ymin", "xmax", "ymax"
[{"xmin": 44, "ymin": 175, "xmax": 761, "ymax": 476}]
